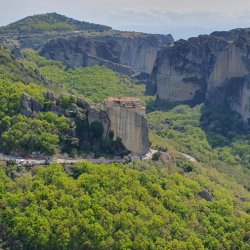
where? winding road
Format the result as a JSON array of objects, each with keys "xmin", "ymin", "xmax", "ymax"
[{"xmin": 0, "ymin": 149, "xmax": 158, "ymax": 166}]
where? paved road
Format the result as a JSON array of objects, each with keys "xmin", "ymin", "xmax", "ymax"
[{"xmin": 0, "ymin": 150, "xmax": 157, "ymax": 166}]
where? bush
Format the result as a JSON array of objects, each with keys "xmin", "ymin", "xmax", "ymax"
[
  {"xmin": 152, "ymin": 151, "xmax": 161, "ymax": 161},
  {"xmin": 90, "ymin": 121, "xmax": 104, "ymax": 139}
]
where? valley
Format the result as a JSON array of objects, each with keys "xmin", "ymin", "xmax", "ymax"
[{"xmin": 0, "ymin": 12, "xmax": 249, "ymax": 250}]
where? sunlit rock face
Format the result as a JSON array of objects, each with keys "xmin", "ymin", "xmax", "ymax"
[
  {"xmin": 87, "ymin": 98, "xmax": 149, "ymax": 155},
  {"xmin": 153, "ymin": 29, "xmax": 250, "ymax": 122},
  {"xmin": 104, "ymin": 97, "xmax": 149, "ymax": 155},
  {"xmin": 40, "ymin": 33, "xmax": 173, "ymax": 76}
]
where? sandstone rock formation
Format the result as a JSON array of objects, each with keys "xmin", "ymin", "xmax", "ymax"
[
  {"xmin": 104, "ymin": 97, "xmax": 149, "ymax": 155},
  {"xmin": 87, "ymin": 98, "xmax": 150, "ymax": 155},
  {"xmin": 21, "ymin": 91, "xmax": 149, "ymax": 154},
  {"xmin": 40, "ymin": 33, "xmax": 173, "ymax": 76},
  {"xmin": 153, "ymin": 29, "xmax": 250, "ymax": 122},
  {"xmin": 21, "ymin": 92, "xmax": 44, "ymax": 117}
]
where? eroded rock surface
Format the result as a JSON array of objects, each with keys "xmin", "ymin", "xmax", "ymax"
[
  {"xmin": 40, "ymin": 33, "xmax": 173, "ymax": 75},
  {"xmin": 104, "ymin": 98, "xmax": 149, "ymax": 155},
  {"xmin": 153, "ymin": 29, "xmax": 250, "ymax": 122}
]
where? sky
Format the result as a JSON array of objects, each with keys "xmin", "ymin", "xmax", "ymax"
[{"xmin": 1, "ymin": 0, "xmax": 250, "ymax": 40}]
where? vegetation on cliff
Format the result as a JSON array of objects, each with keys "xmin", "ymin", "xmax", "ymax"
[
  {"xmin": 0, "ymin": 49, "xmax": 42, "ymax": 83},
  {"xmin": 0, "ymin": 80, "xmax": 73, "ymax": 155},
  {"xmin": 20, "ymin": 49, "xmax": 145, "ymax": 103},
  {"xmin": 0, "ymin": 160, "xmax": 249, "ymax": 249},
  {"xmin": 147, "ymin": 104, "xmax": 250, "ymax": 190}
]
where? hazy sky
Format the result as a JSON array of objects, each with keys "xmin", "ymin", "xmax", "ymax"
[{"xmin": 1, "ymin": 0, "xmax": 250, "ymax": 40}]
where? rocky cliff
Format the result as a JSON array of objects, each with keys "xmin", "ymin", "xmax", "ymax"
[
  {"xmin": 104, "ymin": 98, "xmax": 149, "ymax": 155},
  {"xmin": 153, "ymin": 29, "xmax": 250, "ymax": 122},
  {"xmin": 40, "ymin": 33, "xmax": 173, "ymax": 76},
  {"xmin": 89, "ymin": 98, "xmax": 150, "ymax": 155}
]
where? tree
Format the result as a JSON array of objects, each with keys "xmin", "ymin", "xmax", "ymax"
[
  {"xmin": 90, "ymin": 121, "xmax": 104, "ymax": 139},
  {"xmin": 152, "ymin": 151, "xmax": 161, "ymax": 161}
]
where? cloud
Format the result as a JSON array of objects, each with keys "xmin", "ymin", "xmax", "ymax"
[
  {"xmin": 1, "ymin": 0, "xmax": 250, "ymax": 39},
  {"xmin": 107, "ymin": 7, "xmax": 250, "ymax": 39}
]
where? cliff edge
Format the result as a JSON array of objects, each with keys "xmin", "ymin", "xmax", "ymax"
[{"xmin": 153, "ymin": 29, "xmax": 250, "ymax": 122}]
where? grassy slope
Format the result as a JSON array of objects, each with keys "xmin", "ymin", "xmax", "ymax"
[{"xmin": 20, "ymin": 49, "xmax": 145, "ymax": 104}]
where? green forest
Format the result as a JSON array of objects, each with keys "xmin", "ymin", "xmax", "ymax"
[
  {"xmin": 0, "ymin": 45, "xmax": 249, "ymax": 249},
  {"xmin": 0, "ymin": 160, "xmax": 249, "ymax": 249}
]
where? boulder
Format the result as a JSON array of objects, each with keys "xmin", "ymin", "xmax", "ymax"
[
  {"xmin": 67, "ymin": 103, "xmax": 78, "ymax": 115},
  {"xmin": 21, "ymin": 92, "xmax": 44, "ymax": 116},
  {"xmin": 200, "ymin": 189, "xmax": 213, "ymax": 201},
  {"xmin": 10, "ymin": 171, "xmax": 21, "ymax": 179},
  {"xmin": 11, "ymin": 47, "xmax": 24, "ymax": 59},
  {"xmin": 50, "ymin": 101, "xmax": 64, "ymax": 116},
  {"xmin": 77, "ymin": 97, "xmax": 90, "ymax": 110},
  {"xmin": 43, "ymin": 91, "xmax": 54, "ymax": 101}
]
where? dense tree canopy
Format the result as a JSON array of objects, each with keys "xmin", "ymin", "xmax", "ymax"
[
  {"xmin": 0, "ymin": 161, "xmax": 249, "ymax": 249},
  {"xmin": 147, "ymin": 104, "xmax": 250, "ymax": 190}
]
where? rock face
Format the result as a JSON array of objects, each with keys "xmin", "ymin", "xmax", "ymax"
[
  {"xmin": 40, "ymin": 33, "xmax": 173, "ymax": 75},
  {"xmin": 153, "ymin": 29, "xmax": 250, "ymax": 122},
  {"xmin": 11, "ymin": 47, "xmax": 24, "ymax": 59},
  {"xmin": 87, "ymin": 98, "xmax": 149, "ymax": 155},
  {"xmin": 104, "ymin": 97, "xmax": 149, "ymax": 155},
  {"xmin": 88, "ymin": 107, "xmax": 110, "ymax": 139},
  {"xmin": 21, "ymin": 92, "xmax": 44, "ymax": 117},
  {"xmin": 199, "ymin": 189, "xmax": 213, "ymax": 201}
]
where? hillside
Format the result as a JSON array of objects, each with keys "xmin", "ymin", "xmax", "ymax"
[
  {"xmin": 0, "ymin": 48, "xmax": 146, "ymax": 157},
  {"xmin": 19, "ymin": 49, "xmax": 145, "ymax": 103},
  {"xmin": 0, "ymin": 160, "xmax": 249, "ymax": 249},
  {"xmin": 0, "ymin": 49, "xmax": 43, "ymax": 83},
  {"xmin": 0, "ymin": 13, "xmax": 111, "ymax": 34},
  {"xmin": 0, "ymin": 13, "xmax": 250, "ymax": 250},
  {"xmin": 147, "ymin": 104, "xmax": 250, "ymax": 190}
]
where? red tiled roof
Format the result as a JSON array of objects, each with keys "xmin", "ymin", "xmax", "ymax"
[
  {"xmin": 106, "ymin": 97, "xmax": 141, "ymax": 102},
  {"xmin": 105, "ymin": 97, "xmax": 146, "ymax": 111}
]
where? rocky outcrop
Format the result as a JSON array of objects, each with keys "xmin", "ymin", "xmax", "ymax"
[
  {"xmin": 104, "ymin": 98, "xmax": 149, "ymax": 155},
  {"xmin": 88, "ymin": 107, "xmax": 110, "ymax": 139},
  {"xmin": 95, "ymin": 33, "xmax": 173, "ymax": 73},
  {"xmin": 199, "ymin": 189, "xmax": 213, "ymax": 201},
  {"xmin": 20, "ymin": 92, "xmax": 89, "ymax": 119},
  {"xmin": 21, "ymin": 92, "xmax": 44, "ymax": 117},
  {"xmin": 40, "ymin": 33, "xmax": 173, "ymax": 75},
  {"xmin": 153, "ymin": 29, "xmax": 250, "ymax": 122},
  {"xmin": 153, "ymin": 35, "xmax": 228, "ymax": 103},
  {"xmin": 11, "ymin": 47, "xmax": 24, "ymax": 59},
  {"xmin": 87, "ymin": 99, "xmax": 150, "ymax": 155}
]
